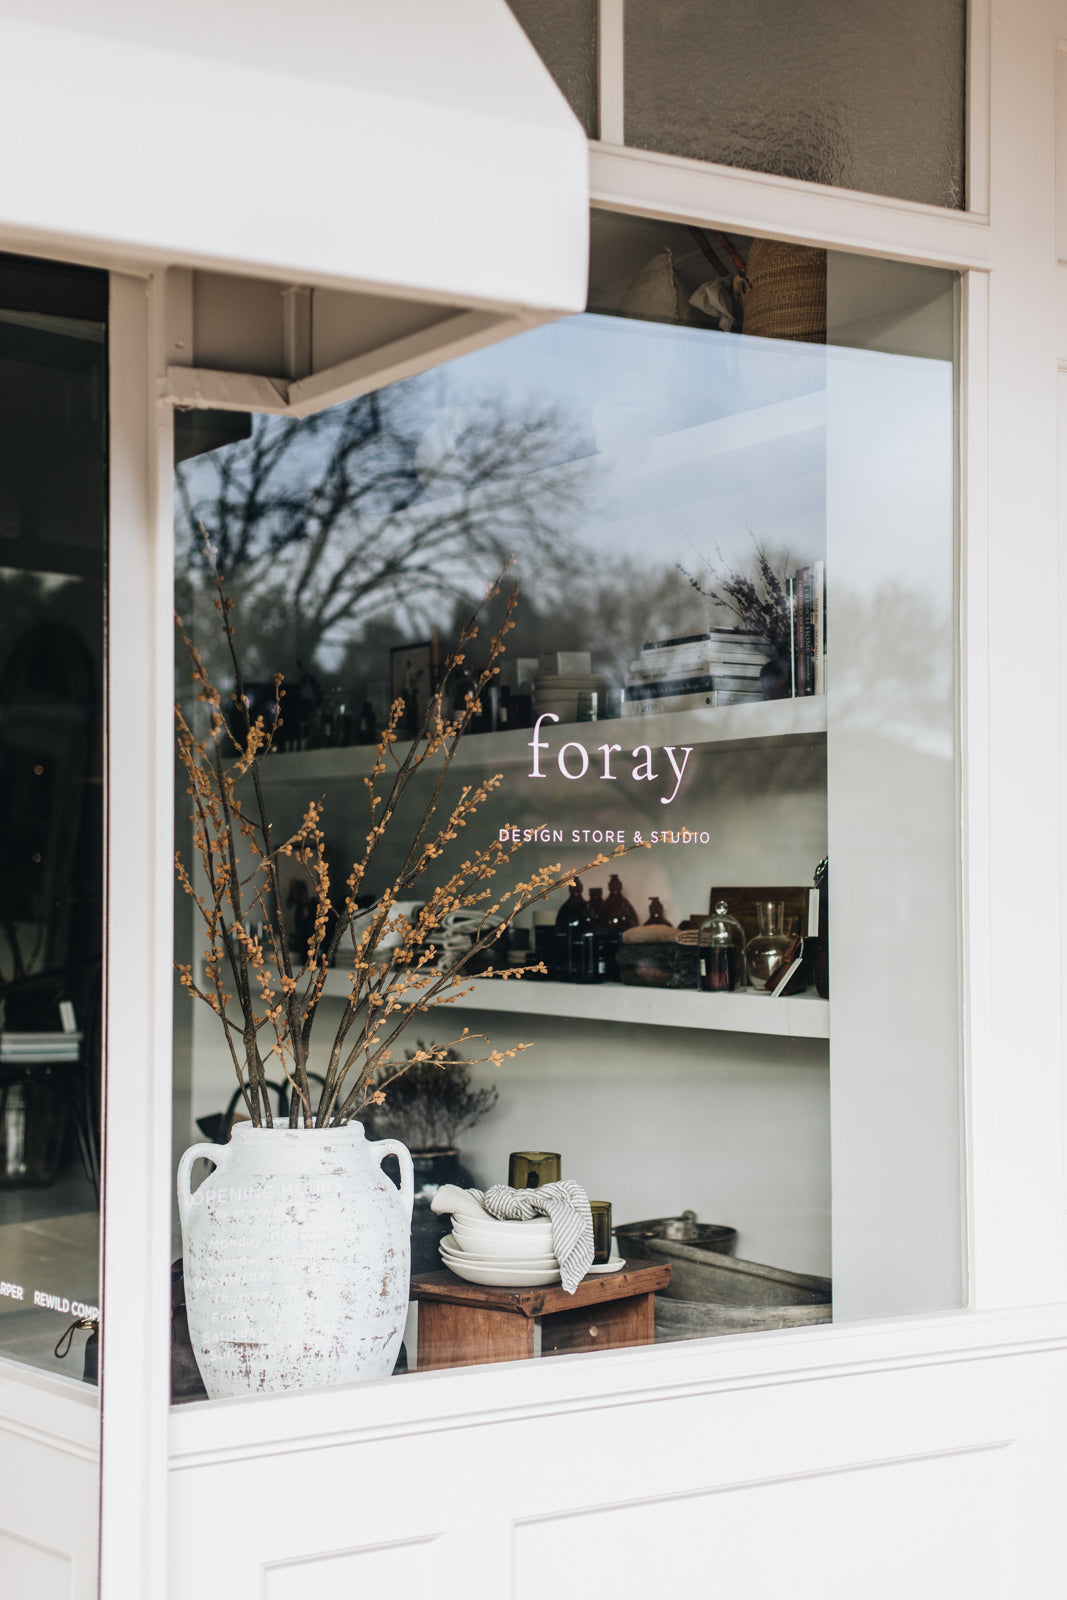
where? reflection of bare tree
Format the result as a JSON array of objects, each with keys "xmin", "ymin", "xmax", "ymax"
[
  {"xmin": 433, "ymin": 559, "xmax": 706, "ymax": 686},
  {"xmin": 176, "ymin": 385, "xmax": 587, "ymax": 679},
  {"xmin": 830, "ymin": 583, "xmax": 953, "ymax": 759}
]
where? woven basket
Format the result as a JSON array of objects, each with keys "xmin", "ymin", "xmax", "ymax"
[{"xmin": 739, "ymin": 240, "xmax": 827, "ymax": 344}]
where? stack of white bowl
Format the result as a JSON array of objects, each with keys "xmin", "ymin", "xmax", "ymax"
[{"xmin": 440, "ymin": 1211, "xmax": 560, "ymax": 1287}]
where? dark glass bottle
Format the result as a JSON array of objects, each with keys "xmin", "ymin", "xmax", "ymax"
[
  {"xmin": 452, "ymin": 667, "xmax": 490, "ymax": 735},
  {"xmin": 556, "ymin": 879, "xmax": 599, "ymax": 982},
  {"xmin": 602, "ymin": 873, "xmax": 638, "ymax": 980},
  {"xmin": 644, "ymin": 897, "xmax": 673, "ymax": 927},
  {"xmin": 587, "ymin": 886, "xmax": 609, "ymax": 979},
  {"xmin": 356, "ymin": 701, "xmax": 377, "ymax": 745}
]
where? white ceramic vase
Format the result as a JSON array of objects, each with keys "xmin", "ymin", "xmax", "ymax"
[{"xmin": 177, "ymin": 1122, "xmax": 414, "ymax": 1399}]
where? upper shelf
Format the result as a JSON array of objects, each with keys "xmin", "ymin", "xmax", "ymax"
[
  {"xmin": 260, "ymin": 695, "xmax": 827, "ymax": 784},
  {"xmin": 315, "ymin": 969, "xmax": 828, "ymax": 1040}
]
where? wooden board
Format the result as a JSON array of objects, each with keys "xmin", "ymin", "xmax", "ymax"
[
  {"xmin": 409, "ymin": 1261, "xmax": 670, "ymax": 1318},
  {"xmin": 705, "ymin": 885, "xmax": 810, "ymax": 944}
]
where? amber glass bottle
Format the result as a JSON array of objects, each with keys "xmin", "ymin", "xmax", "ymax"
[
  {"xmin": 644, "ymin": 897, "xmax": 672, "ymax": 927},
  {"xmin": 602, "ymin": 873, "xmax": 638, "ymax": 980}
]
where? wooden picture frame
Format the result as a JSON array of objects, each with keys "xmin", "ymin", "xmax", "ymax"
[{"xmin": 389, "ymin": 639, "xmax": 436, "ymax": 733}]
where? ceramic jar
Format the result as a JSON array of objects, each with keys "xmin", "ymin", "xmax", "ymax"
[{"xmin": 177, "ymin": 1122, "xmax": 413, "ymax": 1399}]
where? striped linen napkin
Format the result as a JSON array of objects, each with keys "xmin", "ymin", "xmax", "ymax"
[{"xmin": 432, "ymin": 1181, "xmax": 595, "ymax": 1293}]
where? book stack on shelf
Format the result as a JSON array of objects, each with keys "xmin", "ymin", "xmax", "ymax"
[
  {"xmin": 788, "ymin": 561, "xmax": 825, "ymax": 697},
  {"xmin": 622, "ymin": 629, "xmax": 774, "ymax": 717}
]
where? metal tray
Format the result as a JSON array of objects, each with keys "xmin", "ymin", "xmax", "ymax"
[
  {"xmin": 654, "ymin": 1295, "xmax": 832, "ymax": 1341},
  {"xmin": 646, "ymin": 1237, "xmax": 831, "ymax": 1307}
]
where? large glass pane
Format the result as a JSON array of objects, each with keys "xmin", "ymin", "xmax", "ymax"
[
  {"xmin": 170, "ymin": 220, "xmax": 959, "ymax": 1399},
  {"xmin": 624, "ymin": 0, "xmax": 966, "ymax": 209},
  {"xmin": 0, "ymin": 255, "xmax": 106, "ymax": 1382}
]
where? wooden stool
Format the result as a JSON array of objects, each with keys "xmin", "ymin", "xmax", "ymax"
[{"xmin": 409, "ymin": 1260, "xmax": 671, "ymax": 1370}]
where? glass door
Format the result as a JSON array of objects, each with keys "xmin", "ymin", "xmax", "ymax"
[{"xmin": 0, "ymin": 253, "xmax": 106, "ymax": 1389}]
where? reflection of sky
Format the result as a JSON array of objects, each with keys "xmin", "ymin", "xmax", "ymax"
[
  {"xmin": 178, "ymin": 311, "xmax": 954, "ymax": 717},
  {"xmin": 432, "ymin": 313, "xmax": 831, "ymax": 573}
]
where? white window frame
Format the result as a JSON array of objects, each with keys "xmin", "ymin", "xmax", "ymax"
[{"xmin": 102, "ymin": 1, "xmax": 1067, "ymax": 1591}]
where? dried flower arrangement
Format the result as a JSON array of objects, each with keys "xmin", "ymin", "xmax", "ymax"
[
  {"xmin": 678, "ymin": 537, "xmax": 791, "ymax": 652},
  {"xmin": 174, "ymin": 543, "xmax": 630, "ymax": 1131},
  {"xmin": 362, "ymin": 1043, "xmax": 498, "ymax": 1153}
]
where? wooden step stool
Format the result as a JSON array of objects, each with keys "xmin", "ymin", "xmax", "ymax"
[{"xmin": 409, "ymin": 1260, "xmax": 671, "ymax": 1370}]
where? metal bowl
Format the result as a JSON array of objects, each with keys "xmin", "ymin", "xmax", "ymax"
[{"xmin": 614, "ymin": 1210, "xmax": 739, "ymax": 1260}]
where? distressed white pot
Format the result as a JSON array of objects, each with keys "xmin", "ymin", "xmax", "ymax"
[{"xmin": 177, "ymin": 1123, "xmax": 413, "ymax": 1399}]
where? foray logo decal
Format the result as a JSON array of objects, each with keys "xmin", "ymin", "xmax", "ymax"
[{"xmin": 527, "ymin": 714, "xmax": 693, "ymax": 806}]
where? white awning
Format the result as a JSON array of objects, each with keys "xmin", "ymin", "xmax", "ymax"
[{"xmin": 0, "ymin": 0, "xmax": 589, "ymax": 410}]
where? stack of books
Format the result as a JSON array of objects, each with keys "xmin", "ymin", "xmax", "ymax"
[
  {"xmin": 788, "ymin": 560, "xmax": 826, "ymax": 698},
  {"xmin": 621, "ymin": 629, "xmax": 775, "ymax": 716}
]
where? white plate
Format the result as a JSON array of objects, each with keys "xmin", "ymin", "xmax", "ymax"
[
  {"xmin": 588, "ymin": 1255, "xmax": 625, "ymax": 1274},
  {"xmin": 441, "ymin": 1257, "xmax": 562, "ymax": 1288}
]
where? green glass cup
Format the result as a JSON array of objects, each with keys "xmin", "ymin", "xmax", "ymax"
[
  {"xmin": 508, "ymin": 1151, "xmax": 561, "ymax": 1189},
  {"xmin": 590, "ymin": 1200, "xmax": 613, "ymax": 1264}
]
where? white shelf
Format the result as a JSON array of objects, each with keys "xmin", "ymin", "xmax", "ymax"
[
  {"xmin": 260, "ymin": 695, "xmax": 827, "ymax": 784},
  {"xmin": 317, "ymin": 970, "xmax": 829, "ymax": 1040}
]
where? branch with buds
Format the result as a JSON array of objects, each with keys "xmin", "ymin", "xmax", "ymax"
[{"xmin": 175, "ymin": 535, "xmax": 642, "ymax": 1129}]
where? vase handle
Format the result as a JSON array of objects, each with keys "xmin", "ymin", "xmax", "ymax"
[
  {"xmin": 177, "ymin": 1142, "xmax": 228, "ymax": 1231},
  {"xmin": 373, "ymin": 1139, "xmax": 414, "ymax": 1221}
]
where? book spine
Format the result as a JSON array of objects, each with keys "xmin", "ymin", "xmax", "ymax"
[
  {"xmin": 807, "ymin": 566, "xmax": 817, "ymax": 697},
  {"xmin": 787, "ymin": 576, "xmax": 796, "ymax": 698},
  {"xmin": 794, "ymin": 567, "xmax": 808, "ymax": 697},
  {"xmin": 623, "ymin": 674, "xmax": 719, "ymax": 701},
  {"xmin": 628, "ymin": 658, "xmax": 767, "ymax": 680},
  {"xmin": 642, "ymin": 630, "xmax": 770, "ymax": 652},
  {"xmin": 622, "ymin": 689, "xmax": 763, "ymax": 716},
  {"xmin": 812, "ymin": 560, "xmax": 825, "ymax": 696}
]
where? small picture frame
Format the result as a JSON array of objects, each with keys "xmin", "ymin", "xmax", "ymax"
[{"xmin": 389, "ymin": 640, "xmax": 436, "ymax": 734}]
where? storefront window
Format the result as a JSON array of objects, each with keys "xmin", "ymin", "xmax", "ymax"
[
  {"xmin": 0, "ymin": 255, "xmax": 106, "ymax": 1381},
  {"xmin": 171, "ymin": 216, "xmax": 959, "ymax": 1400}
]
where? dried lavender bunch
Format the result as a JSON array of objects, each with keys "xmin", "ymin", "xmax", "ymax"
[
  {"xmin": 175, "ymin": 537, "xmax": 637, "ymax": 1131},
  {"xmin": 363, "ymin": 1044, "xmax": 498, "ymax": 1151},
  {"xmin": 678, "ymin": 537, "xmax": 791, "ymax": 652}
]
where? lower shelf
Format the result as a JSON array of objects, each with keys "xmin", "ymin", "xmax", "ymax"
[{"xmin": 319, "ymin": 970, "xmax": 829, "ymax": 1039}]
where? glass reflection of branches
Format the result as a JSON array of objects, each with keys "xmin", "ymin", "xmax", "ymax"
[{"xmin": 175, "ymin": 382, "xmax": 588, "ymax": 686}]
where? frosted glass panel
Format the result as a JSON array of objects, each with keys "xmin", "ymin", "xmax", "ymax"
[
  {"xmin": 507, "ymin": 0, "xmax": 597, "ymax": 137},
  {"xmin": 624, "ymin": 0, "xmax": 966, "ymax": 209}
]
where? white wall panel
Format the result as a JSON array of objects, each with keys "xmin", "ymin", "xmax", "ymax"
[
  {"xmin": 514, "ymin": 1446, "xmax": 1010, "ymax": 1600},
  {"xmin": 0, "ymin": 1368, "xmax": 99, "ymax": 1600},
  {"xmin": 263, "ymin": 1538, "xmax": 440, "ymax": 1600},
  {"xmin": 167, "ymin": 1313, "xmax": 1067, "ymax": 1600},
  {"xmin": 0, "ymin": 1531, "xmax": 72, "ymax": 1600}
]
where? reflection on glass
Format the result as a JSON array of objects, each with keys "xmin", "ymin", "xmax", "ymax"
[
  {"xmin": 173, "ymin": 221, "xmax": 960, "ymax": 1384},
  {"xmin": 0, "ymin": 256, "xmax": 106, "ymax": 1380},
  {"xmin": 624, "ymin": 0, "xmax": 966, "ymax": 209}
]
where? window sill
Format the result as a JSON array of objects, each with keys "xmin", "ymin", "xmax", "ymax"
[{"xmin": 167, "ymin": 1301, "xmax": 1067, "ymax": 1470}]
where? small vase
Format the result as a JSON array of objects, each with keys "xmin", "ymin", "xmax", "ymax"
[
  {"xmin": 407, "ymin": 1147, "xmax": 478, "ymax": 1274},
  {"xmin": 177, "ymin": 1123, "xmax": 413, "ymax": 1398},
  {"xmin": 745, "ymin": 900, "xmax": 793, "ymax": 993}
]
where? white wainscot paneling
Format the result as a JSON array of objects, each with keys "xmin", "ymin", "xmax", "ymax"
[
  {"xmin": 263, "ymin": 1536, "xmax": 440, "ymax": 1599},
  {"xmin": 168, "ymin": 1311, "xmax": 1067, "ymax": 1600},
  {"xmin": 0, "ymin": 1530, "xmax": 72, "ymax": 1600},
  {"xmin": 0, "ymin": 1366, "xmax": 99, "ymax": 1600},
  {"xmin": 514, "ymin": 1447, "xmax": 1009, "ymax": 1599}
]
